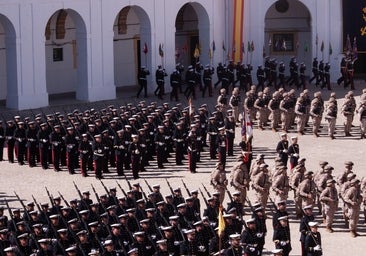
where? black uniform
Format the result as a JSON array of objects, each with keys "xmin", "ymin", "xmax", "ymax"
[{"xmin": 137, "ymin": 67, "xmax": 150, "ymax": 98}]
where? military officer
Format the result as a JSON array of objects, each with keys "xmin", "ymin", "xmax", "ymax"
[
  {"xmin": 210, "ymin": 162, "xmax": 227, "ymax": 205},
  {"xmin": 319, "ymin": 179, "xmax": 338, "ymax": 233}
]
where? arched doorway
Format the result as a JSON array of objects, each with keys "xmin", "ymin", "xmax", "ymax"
[
  {"xmin": 175, "ymin": 2, "xmax": 210, "ymax": 68},
  {"xmin": 45, "ymin": 9, "xmax": 88, "ymax": 101},
  {"xmin": 113, "ymin": 6, "xmax": 151, "ymax": 91},
  {"xmin": 264, "ymin": 0, "xmax": 311, "ymax": 70},
  {"xmin": 0, "ymin": 14, "xmax": 17, "ymax": 108}
]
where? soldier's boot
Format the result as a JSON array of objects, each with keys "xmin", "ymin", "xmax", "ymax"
[
  {"xmin": 350, "ymin": 230, "xmax": 357, "ymax": 237},
  {"xmin": 326, "ymin": 226, "xmax": 333, "ymax": 233}
]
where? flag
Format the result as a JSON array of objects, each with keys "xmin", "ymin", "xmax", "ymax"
[
  {"xmin": 222, "ymin": 41, "xmax": 226, "ymax": 51},
  {"xmin": 353, "ymin": 37, "xmax": 358, "ymax": 59},
  {"xmin": 244, "ymin": 111, "xmax": 253, "ymax": 140},
  {"xmin": 320, "ymin": 41, "xmax": 324, "ymax": 52},
  {"xmin": 143, "ymin": 42, "xmax": 148, "ymax": 54},
  {"xmin": 212, "ymin": 40, "xmax": 216, "ymax": 52},
  {"xmin": 218, "ymin": 205, "xmax": 225, "ymax": 237},
  {"xmin": 194, "ymin": 44, "xmax": 200, "ymax": 59},
  {"xmin": 251, "ymin": 41, "xmax": 255, "ymax": 52},
  {"xmin": 159, "ymin": 43, "xmax": 164, "ymax": 57},
  {"xmin": 247, "ymin": 41, "xmax": 251, "ymax": 53},
  {"xmin": 329, "ymin": 42, "xmax": 333, "ymax": 56},
  {"xmin": 304, "ymin": 42, "xmax": 309, "ymax": 53}
]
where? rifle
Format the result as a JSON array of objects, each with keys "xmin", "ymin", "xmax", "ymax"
[
  {"xmin": 91, "ymin": 184, "xmax": 107, "ymax": 214},
  {"xmin": 73, "ymin": 181, "xmax": 89, "ymax": 210},
  {"xmin": 116, "ymin": 181, "xmax": 128, "ymax": 197},
  {"xmin": 58, "ymin": 191, "xmax": 70, "ymax": 207},
  {"xmin": 45, "ymin": 187, "xmax": 56, "ymax": 208},
  {"xmin": 165, "ymin": 178, "xmax": 174, "ymax": 195},
  {"xmin": 124, "ymin": 175, "xmax": 132, "ymax": 190},
  {"xmin": 100, "ymin": 180, "xmax": 118, "ymax": 206},
  {"xmin": 144, "ymin": 179, "xmax": 153, "ymax": 192},
  {"xmin": 245, "ymin": 196, "xmax": 255, "ymax": 212},
  {"xmin": 13, "ymin": 191, "xmax": 31, "ymax": 222},
  {"xmin": 226, "ymin": 190, "xmax": 233, "ymax": 203},
  {"xmin": 268, "ymin": 197, "xmax": 278, "ymax": 213},
  {"xmin": 202, "ymin": 183, "xmax": 211, "ymax": 197},
  {"xmin": 139, "ymin": 185, "xmax": 148, "ymax": 202},
  {"xmin": 4, "ymin": 198, "xmax": 25, "ymax": 256},
  {"xmin": 181, "ymin": 179, "xmax": 191, "ymax": 196},
  {"xmin": 199, "ymin": 188, "xmax": 209, "ymax": 208}
]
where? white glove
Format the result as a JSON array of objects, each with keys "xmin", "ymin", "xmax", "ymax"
[
  {"xmin": 249, "ymin": 247, "xmax": 255, "ymax": 252},
  {"xmin": 256, "ymin": 233, "xmax": 263, "ymax": 238},
  {"xmin": 314, "ymin": 245, "xmax": 321, "ymax": 251},
  {"xmin": 280, "ymin": 241, "xmax": 287, "ymax": 246},
  {"xmin": 293, "ymin": 153, "xmax": 299, "ymax": 158},
  {"xmin": 282, "ymin": 149, "xmax": 288, "ymax": 153}
]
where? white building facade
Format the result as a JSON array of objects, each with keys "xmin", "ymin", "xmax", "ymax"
[{"xmin": 0, "ymin": 0, "xmax": 343, "ymax": 110}]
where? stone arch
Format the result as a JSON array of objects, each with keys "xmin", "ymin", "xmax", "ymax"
[
  {"xmin": 264, "ymin": 0, "xmax": 312, "ymax": 70},
  {"xmin": 0, "ymin": 14, "xmax": 17, "ymax": 108},
  {"xmin": 113, "ymin": 5, "xmax": 151, "ymax": 91},
  {"xmin": 44, "ymin": 9, "xmax": 88, "ymax": 101},
  {"xmin": 175, "ymin": 2, "xmax": 210, "ymax": 68}
]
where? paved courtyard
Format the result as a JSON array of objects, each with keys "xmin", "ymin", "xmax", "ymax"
[{"xmin": 1, "ymin": 81, "xmax": 366, "ymax": 255}]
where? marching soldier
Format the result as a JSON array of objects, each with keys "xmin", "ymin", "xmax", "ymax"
[
  {"xmin": 65, "ymin": 127, "xmax": 78, "ymax": 175},
  {"xmin": 276, "ymin": 133, "xmax": 289, "ymax": 167},
  {"xmin": 170, "ymin": 69, "xmax": 181, "ymax": 102},
  {"xmin": 252, "ymin": 164, "xmax": 271, "ymax": 209},
  {"xmin": 214, "ymin": 62, "xmax": 224, "ymax": 88},
  {"xmin": 337, "ymin": 57, "xmax": 348, "ymax": 87},
  {"xmin": 37, "ymin": 123, "xmax": 51, "ymax": 169},
  {"xmin": 202, "ymin": 64, "xmax": 214, "ymax": 98},
  {"xmin": 26, "ymin": 121, "xmax": 38, "ymax": 167},
  {"xmin": 309, "ymin": 57, "xmax": 319, "ymax": 86},
  {"xmin": 92, "ymin": 134, "xmax": 105, "ymax": 179},
  {"xmin": 341, "ymin": 91, "xmax": 356, "ymax": 136},
  {"xmin": 50, "ymin": 125, "xmax": 63, "ymax": 172},
  {"xmin": 273, "ymin": 216, "xmax": 291, "ymax": 256},
  {"xmin": 318, "ymin": 60, "xmax": 325, "ymax": 89},
  {"xmin": 216, "ymin": 127, "xmax": 227, "ymax": 167},
  {"xmin": 129, "ymin": 134, "xmax": 142, "ymax": 180},
  {"xmin": 257, "ymin": 65, "xmax": 265, "ymax": 92},
  {"xmin": 357, "ymin": 99, "xmax": 366, "ymax": 139},
  {"xmin": 297, "ymin": 171, "xmax": 316, "ymax": 207},
  {"xmin": 79, "ymin": 133, "xmax": 93, "ymax": 177},
  {"xmin": 14, "ymin": 121, "xmax": 26, "ymax": 165},
  {"xmin": 346, "ymin": 59, "xmax": 355, "ymax": 90},
  {"xmin": 319, "ymin": 179, "xmax": 338, "ymax": 233},
  {"xmin": 343, "ymin": 179, "xmax": 362, "ymax": 237},
  {"xmin": 272, "ymin": 168, "xmax": 290, "ymax": 204},
  {"xmin": 299, "ymin": 205, "xmax": 315, "ymax": 255},
  {"xmin": 241, "ymin": 218, "xmax": 261, "ymax": 256},
  {"xmin": 268, "ymin": 92, "xmax": 281, "ymax": 132},
  {"xmin": 324, "ymin": 98, "xmax": 337, "ymax": 139},
  {"xmin": 210, "ymin": 162, "xmax": 227, "ymax": 205},
  {"xmin": 187, "ymin": 124, "xmax": 199, "ymax": 173},
  {"xmin": 155, "ymin": 65, "xmax": 168, "ymax": 100},
  {"xmin": 114, "ymin": 130, "xmax": 126, "ymax": 176},
  {"xmin": 304, "ymin": 222, "xmax": 322, "ymax": 256},
  {"xmin": 230, "ymin": 156, "xmax": 250, "ymax": 205},
  {"xmin": 309, "ymin": 92, "xmax": 324, "ymax": 137},
  {"xmin": 254, "ymin": 92, "xmax": 267, "ymax": 130},
  {"xmin": 278, "ymin": 62, "xmax": 286, "ymax": 89},
  {"xmin": 294, "ymin": 95, "xmax": 307, "ymax": 135},
  {"xmin": 299, "ymin": 63, "xmax": 307, "ymax": 90},
  {"xmin": 137, "ymin": 66, "xmax": 150, "ymax": 98},
  {"xmin": 287, "ymin": 136, "xmax": 299, "ymax": 170},
  {"xmin": 279, "ymin": 93, "xmax": 292, "ymax": 132},
  {"xmin": 324, "ymin": 63, "xmax": 331, "ymax": 90}
]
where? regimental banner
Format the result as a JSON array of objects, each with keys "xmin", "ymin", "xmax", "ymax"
[
  {"xmin": 342, "ymin": 0, "xmax": 366, "ymax": 52},
  {"xmin": 232, "ymin": 0, "xmax": 244, "ymax": 62}
]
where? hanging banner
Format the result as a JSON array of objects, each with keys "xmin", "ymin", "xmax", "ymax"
[{"xmin": 232, "ymin": 0, "xmax": 244, "ymax": 62}]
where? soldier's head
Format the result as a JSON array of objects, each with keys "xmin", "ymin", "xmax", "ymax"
[
  {"xmin": 246, "ymin": 218, "xmax": 256, "ymax": 230},
  {"xmin": 308, "ymin": 222, "xmax": 319, "ymax": 233},
  {"xmin": 17, "ymin": 233, "xmax": 29, "ymax": 246},
  {"xmin": 278, "ymin": 216, "xmax": 288, "ymax": 227},
  {"xmin": 345, "ymin": 161, "xmax": 354, "ymax": 171},
  {"xmin": 103, "ymin": 240, "xmax": 115, "ymax": 252},
  {"xmin": 229, "ymin": 233, "xmax": 241, "ymax": 246},
  {"xmin": 185, "ymin": 229, "xmax": 196, "ymax": 241},
  {"xmin": 277, "ymin": 200, "xmax": 287, "ymax": 211},
  {"xmin": 303, "ymin": 205, "xmax": 313, "ymax": 215}
]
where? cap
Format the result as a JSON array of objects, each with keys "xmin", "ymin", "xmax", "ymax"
[
  {"xmin": 308, "ymin": 221, "xmax": 319, "ymax": 227},
  {"xmin": 229, "ymin": 233, "xmax": 241, "ymax": 240},
  {"xmin": 103, "ymin": 240, "xmax": 113, "ymax": 246},
  {"xmin": 133, "ymin": 231, "xmax": 145, "ymax": 237},
  {"xmin": 278, "ymin": 216, "xmax": 288, "ymax": 221},
  {"xmin": 303, "ymin": 205, "xmax": 313, "ymax": 211},
  {"xmin": 184, "ymin": 229, "xmax": 195, "ymax": 235},
  {"xmin": 76, "ymin": 230, "xmax": 88, "ymax": 236},
  {"xmin": 345, "ymin": 161, "xmax": 354, "ymax": 166},
  {"xmin": 246, "ymin": 218, "xmax": 256, "ymax": 224}
]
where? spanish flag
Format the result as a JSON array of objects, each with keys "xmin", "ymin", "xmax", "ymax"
[
  {"xmin": 218, "ymin": 205, "xmax": 225, "ymax": 237},
  {"xmin": 194, "ymin": 44, "xmax": 200, "ymax": 59}
]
